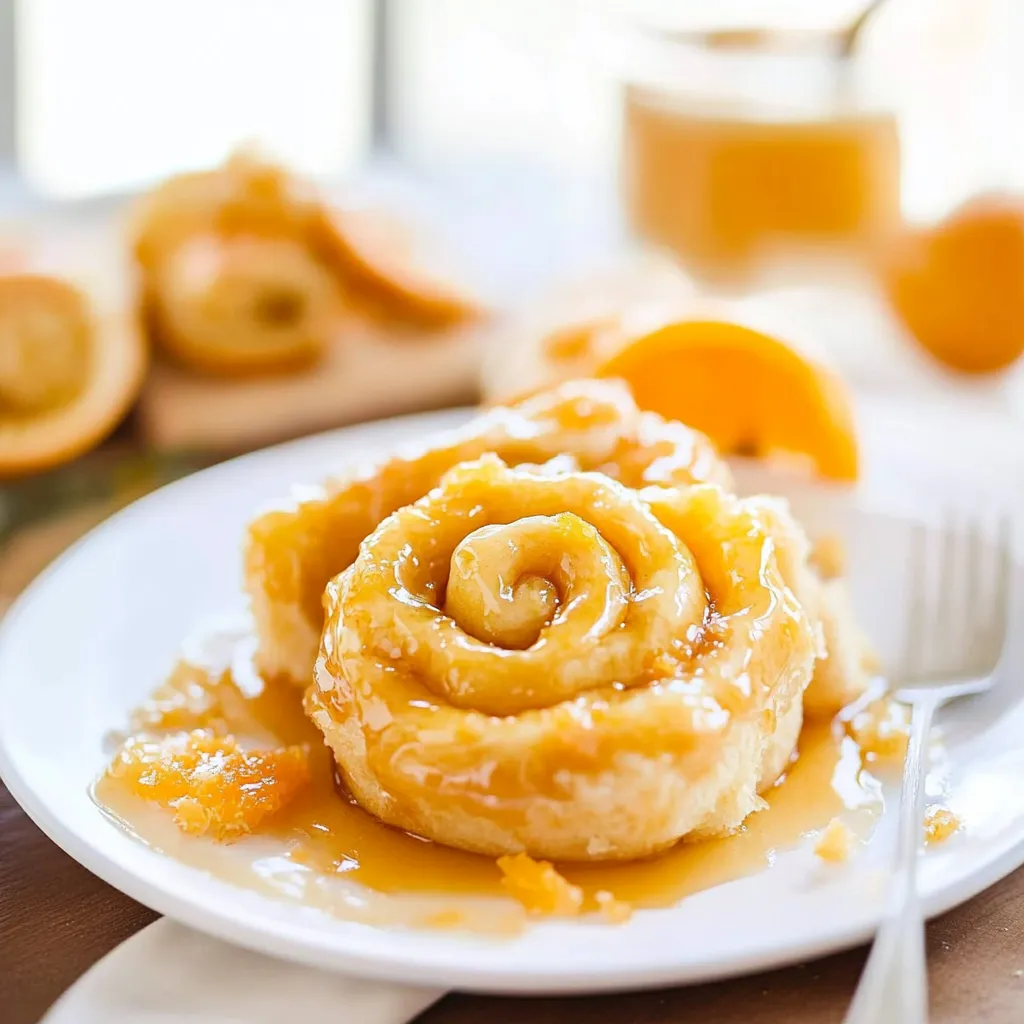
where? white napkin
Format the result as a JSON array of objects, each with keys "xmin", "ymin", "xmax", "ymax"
[{"xmin": 42, "ymin": 920, "xmax": 443, "ymax": 1024}]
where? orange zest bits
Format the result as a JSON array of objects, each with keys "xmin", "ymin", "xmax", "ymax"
[
  {"xmin": 924, "ymin": 805, "xmax": 962, "ymax": 845},
  {"xmin": 595, "ymin": 890, "xmax": 634, "ymax": 924},
  {"xmin": 107, "ymin": 729, "xmax": 309, "ymax": 840},
  {"xmin": 497, "ymin": 853, "xmax": 584, "ymax": 917},
  {"xmin": 596, "ymin": 320, "xmax": 858, "ymax": 481},
  {"xmin": 814, "ymin": 816, "xmax": 855, "ymax": 863},
  {"xmin": 847, "ymin": 697, "xmax": 911, "ymax": 762}
]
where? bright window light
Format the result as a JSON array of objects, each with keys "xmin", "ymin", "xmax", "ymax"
[{"xmin": 15, "ymin": 0, "xmax": 373, "ymax": 199}]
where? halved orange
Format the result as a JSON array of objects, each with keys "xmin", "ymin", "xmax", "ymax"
[
  {"xmin": 0, "ymin": 275, "xmax": 147, "ymax": 477},
  {"xmin": 596, "ymin": 320, "xmax": 858, "ymax": 481}
]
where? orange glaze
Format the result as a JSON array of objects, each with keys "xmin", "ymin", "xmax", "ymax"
[{"xmin": 95, "ymin": 629, "xmax": 882, "ymax": 929}]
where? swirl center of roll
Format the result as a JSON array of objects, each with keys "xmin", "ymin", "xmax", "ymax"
[
  {"xmin": 331, "ymin": 456, "xmax": 708, "ymax": 715},
  {"xmin": 445, "ymin": 513, "xmax": 631, "ymax": 651}
]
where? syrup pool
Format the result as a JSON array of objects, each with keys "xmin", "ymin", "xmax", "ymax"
[{"xmin": 94, "ymin": 626, "xmax": 883, "ymax": 932}]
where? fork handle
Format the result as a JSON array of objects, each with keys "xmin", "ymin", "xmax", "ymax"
[{"xmin": 845, "ymin": 699, "xmax": 937, "ymax": 1024}]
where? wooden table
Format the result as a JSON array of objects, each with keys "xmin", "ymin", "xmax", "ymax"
[{"xmin": 3, "ymin": 776, "xmax": 1024, "ymax": 1023}]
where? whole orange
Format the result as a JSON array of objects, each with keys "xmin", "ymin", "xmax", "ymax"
[{"xmin": 883, "ymin": 196, "xmax": 1024, "ymax": 374}]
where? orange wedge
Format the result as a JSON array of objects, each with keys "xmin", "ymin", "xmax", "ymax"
[
  {"xmin": 596, "ymin": 320, "xmax": 858, "ymax": 481},
  {"xmin": 0, "ymin": 275, "xmax": 146, "ymax": 477}
]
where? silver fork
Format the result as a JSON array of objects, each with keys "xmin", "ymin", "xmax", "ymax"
[{"xmin": 845, "ymin": 515, "xmax": 1013, "ymax": 1024}]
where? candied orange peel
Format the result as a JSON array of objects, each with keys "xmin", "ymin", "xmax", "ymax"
[
  {"xmin": 107, "ymin": 729, "xmax": 310, "ymax": 840},
  {"xmin": 497, "ymin": 854, "xmax": 584, "ymax": 917},
  {"xmin": 814, "ymin": 816, "xmax": 855, "ymax": 863},
  {"xmin": 847, "ymin": 696, "xmax": 911, "ymax": 762},
  {"xmin": 924, "ymin": 805, "xmax": 961, "ymax": 845}
]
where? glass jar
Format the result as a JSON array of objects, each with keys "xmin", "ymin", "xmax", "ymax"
[{"xmin": 612, "ymin": 19, "xmax": 901, "ymax": 291}]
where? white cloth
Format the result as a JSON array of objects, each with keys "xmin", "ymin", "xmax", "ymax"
[{"xmin": 42, "ymin": 920, "xmax": 443, "ymax": 1024}]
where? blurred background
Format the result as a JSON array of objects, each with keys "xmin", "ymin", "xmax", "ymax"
[
  {"xmin": 3, "ymin": 0, "xmax": 1021, "ymax": 292},
  {"xmin": 3, "ymin": 0, "xmax": 1024, "ymax": 605}
]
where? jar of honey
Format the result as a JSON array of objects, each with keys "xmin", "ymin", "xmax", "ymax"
[{"xmin": 615, "ymin": 20, "xmax": 901, "ymax": 289}]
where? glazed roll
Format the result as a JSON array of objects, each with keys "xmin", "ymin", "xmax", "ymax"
[
  {"xmin": 245, "ymin": 379, "xmax": 731, "ymax": 687},
  {"xmin": 307, "ymin": 456, "xmax": 818, "ymax": 861}
]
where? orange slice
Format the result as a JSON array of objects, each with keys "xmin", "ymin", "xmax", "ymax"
[
  {"xmin": 596, "ymin": 320, "xmax": 858, "ymax": 480},
  {"xmin": 149, "ymin": 233, "xmax": 342, "ymax": 376},
  {"xmin": 314, "ymin": 206, "xmax": 481, "ymax": 329},
  {"xmin": 131, "ymin": 151, "xmax": 319, "ymax": 273},
  {"xmin": 0, "ymin": 275, "xmax": 146, "ymax": 477},
  {"xmin": 133, "ymin": 152, "xmax": 479, "ymax": 378},
  {"xmin": 133, "ymin": 153, "xmax": 343, "ymax": 377}
]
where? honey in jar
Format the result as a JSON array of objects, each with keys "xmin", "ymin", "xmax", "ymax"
[{"xmin": 617, "ymin": 25, "xmax": 901, "ymax": 286}]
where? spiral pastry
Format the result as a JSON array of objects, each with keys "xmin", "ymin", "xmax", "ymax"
[
  {"xmin": 246, "ymin": 379, "xmax": 731, "ymax": 688},
  {"xmin": 307, "ymin": 454, "xmax": 818, "ymax": 861}
]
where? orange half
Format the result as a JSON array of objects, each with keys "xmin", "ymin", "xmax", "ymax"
[
  {"xmin": 0, "ymin": 275, "xmax": 147, "ymax": 477},
  {"xmin": 597, "ymin": 320, "xmax": 858, "ymax": 481}
]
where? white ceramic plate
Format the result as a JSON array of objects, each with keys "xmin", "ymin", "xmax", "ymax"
[{"xmin": 1, "ymin": 409, "xmax": 1023, "ymax": 995}]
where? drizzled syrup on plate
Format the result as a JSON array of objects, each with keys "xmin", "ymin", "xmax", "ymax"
[{"xmin": 94, "ymin": 626, "xmax": 882, "ymax": 931}]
